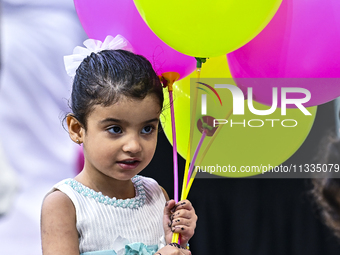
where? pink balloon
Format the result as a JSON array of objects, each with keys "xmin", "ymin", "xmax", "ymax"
[
  {"xmin": 74, "ymin": 0, "xmax": 196, "ymax": 80},
  {"xmin": 227, "ymin": 0, "xmax": 340, "ymax": 107}
]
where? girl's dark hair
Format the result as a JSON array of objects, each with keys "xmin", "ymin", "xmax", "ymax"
[
  {"xmin": 312, "ymin": 132, "xmax": 340, "ymax": 238},
  {"xmin": 71, "ymin": 49, "xmax": 163, "ymax": 129}
]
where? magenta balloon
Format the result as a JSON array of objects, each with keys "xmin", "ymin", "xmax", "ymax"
[
  {"xmin": 227, "ymin": 0, "xmax": 340, "ymax": 107},
  {"xmin": 74, "ymin": 0, "xmax": 196, "ymax": 79}
]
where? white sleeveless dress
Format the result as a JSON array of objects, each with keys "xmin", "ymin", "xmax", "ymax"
[{"xmin": 49, "ymin": 175, "xmax": 167, "ymax": 255}]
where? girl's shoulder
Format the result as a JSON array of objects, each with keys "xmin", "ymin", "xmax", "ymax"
[
  {"xmin": 42, "ymin": 189, "xmax": 75, "ymax": 217},
  {"xmin": 138, "ymin": 175, "xmax": 163, "ymax": 193},
  {"xmin": 44, "ymin": 178, "xmax": 78, "ymax": 202},
  {"xmin": 138, "ymin": 175, "xmax": 169, "ymax": 202},
  {"xmin": 42, "ymin": 179, "xmax": 76, "ymax": 220},
  {"xmin": 41, "ymin": 188, "xmax": 79, "ymax": 254},
  {"xmin": 137, "ymin": 175, "xmax": 159, "ymax": 187}
]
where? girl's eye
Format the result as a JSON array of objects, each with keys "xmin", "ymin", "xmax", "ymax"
[
  {"xmin": 108, "ymin": 126, "xmax": 122, "ymax": 134},
  {"xmin": 141, "ymin": 125, "xmax": 154, "ymax": 134}
]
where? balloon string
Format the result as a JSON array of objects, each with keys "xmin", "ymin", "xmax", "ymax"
[
  {"xmin": 169, "ymin": 90, "xmax": 179, "ymax": 203},
  {"xmin": 186, "ymin": 129, "xmax": 207, "ymax": 186},
  {"xmin": 185, "ymin": 108, "xmax": 233, "ymax": 199}
]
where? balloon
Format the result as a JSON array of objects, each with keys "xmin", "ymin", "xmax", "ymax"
[
  {"xmin": 161, "ymin": 56, "xmax": 316, "ymax": 177},
  {"xmin": 227, "ymin": 0, "xmax": 340, "ymax": 107},
  {"xmin": 133, "ymin": 0, "xmax": 282, "ymax": 58},
  {"xmin": 74, "ymin": 0, "xmax": 196, "ymax": 80}
]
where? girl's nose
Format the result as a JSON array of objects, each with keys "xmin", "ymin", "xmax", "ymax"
[{"xmin": 122, "ymin": 135, "xmax": 142, "ymax": 154}]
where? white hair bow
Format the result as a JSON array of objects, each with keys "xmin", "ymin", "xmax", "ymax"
[{"xmin": 64, "ymin": 34, "xmax": 133, "ymax": 77}]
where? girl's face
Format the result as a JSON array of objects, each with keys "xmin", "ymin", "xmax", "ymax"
[{"xmin": 81, "ymin": 94, "xmax": 161, "ymax": 182}]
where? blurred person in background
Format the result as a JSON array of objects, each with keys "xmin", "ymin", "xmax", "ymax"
[
  {"xmin": 0, "ymin": 2, "xmax": 18, "ymax": 219},
  {"xmin": 0, "ymin": 0, "xmax": 86, "ymax": 253},
  {"xmin": 312, "ymin": 97, "xmax": 340, "ymax": 240},
  {"xmin": 0, "ymin": 140, "xmax": 17, "ymax": 217}
]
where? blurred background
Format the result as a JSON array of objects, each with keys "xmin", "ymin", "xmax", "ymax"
[
  {"xmin": 0, "ymin": 0, "xmax": 86, "ymax": 253},
  {"xmin": 1, "ymin": 1, "xmax": 340, "ymax": 255}
]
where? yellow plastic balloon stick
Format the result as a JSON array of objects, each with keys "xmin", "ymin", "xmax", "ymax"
[
  {"xmin": 180, "ymin": 67, "xmax": 201, "ymax": 199},
  {"xmin": 182, "ymin": 67, "xmax": 202, "ymax": 196},
  {"xmin": 172, "ymin": 66, "xmax": 202, "ymax": 244},
  {"xmin": 190, "ymin": 69, "xmax": 201, "ymax": 140},
  {"xmin": 184, "ymin": 108, "xmax": 233, "ymax": 199},
  {"xmin": 181, "ymin": 140, "xmax": 191, "ymax": 200}
]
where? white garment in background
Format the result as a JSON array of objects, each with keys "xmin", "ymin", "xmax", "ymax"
[
  {"xmin": 0, "ymin": 1, "xmax": 87, "ymax": 254},
  {"xmin": 0, "ymin": 139, "xmax": 17, "ymax": 216}
]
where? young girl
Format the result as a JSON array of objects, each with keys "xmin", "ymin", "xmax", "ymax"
[{"xmin": 41, "ymin": 35, "xmax": 197, "ymax": 255}]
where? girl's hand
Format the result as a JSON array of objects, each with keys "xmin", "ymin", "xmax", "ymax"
[
  {"xmin": 163, "ymin": 200, "xmax": 198, "ymax": 247},
  {"xmin": 155, "ymin": 243, "xmax": 191, "ymax": 255}
]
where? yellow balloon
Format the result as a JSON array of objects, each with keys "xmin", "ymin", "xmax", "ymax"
[
  {"xmin": 160, "ymin": 56, "xmax": 316, "ymax": 177},
  {"xmin": 134, "ymin": 0, "xmax": 282, "ymax": 57}
]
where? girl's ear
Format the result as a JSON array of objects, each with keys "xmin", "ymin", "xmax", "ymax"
[{"xmin": 66, "ymin": 114, "xmax": 84, "ymax": 145}]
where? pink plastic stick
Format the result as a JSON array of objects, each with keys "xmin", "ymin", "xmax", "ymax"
[
  {"xmin": 187, "ymin": 129, "xmax": 207, "ymax": 185},
  {"xmin": 169, "ymin": 90, "xmax": 179, "ymax": 203}
]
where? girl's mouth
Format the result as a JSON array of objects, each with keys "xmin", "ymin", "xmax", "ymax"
[{"xmin": 117, "ymin": 160, "xmax": 141, "ymax": 170}]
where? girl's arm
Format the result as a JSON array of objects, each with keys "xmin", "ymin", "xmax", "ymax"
[{"xmin": 41, "ymin": 191, "xmax": 79, "ymax": 255}]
